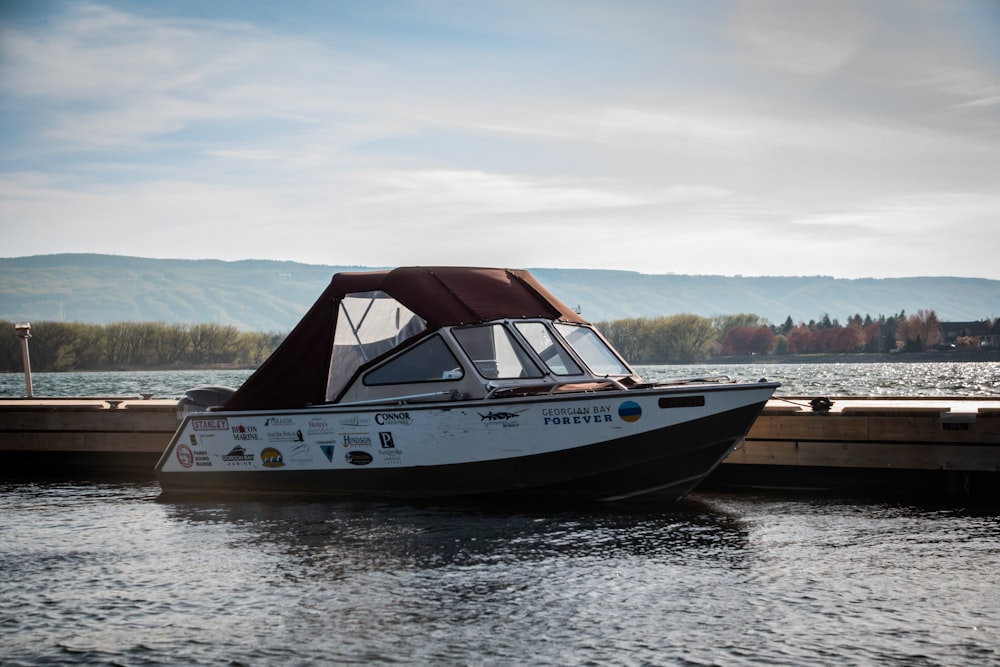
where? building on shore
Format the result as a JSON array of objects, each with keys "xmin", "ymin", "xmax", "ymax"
[{"xmin": 939, "ymin": 320, "xmax": 999, "ymax": 348}]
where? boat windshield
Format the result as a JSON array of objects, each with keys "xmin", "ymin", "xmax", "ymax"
[
  {"xmin": 453, "ymin": 324, "xmax": 545, "ymax": 380},
  {"xmin": 513, "ymin": 321, "xmax": 583, "ymax": 376},
  {"xmin": 327, "ymin": 291, "xmax": 427, "ymax": 400},
  {"xmin": 554, "ymin": 323, "xmax": 631, "ymax": 376}
]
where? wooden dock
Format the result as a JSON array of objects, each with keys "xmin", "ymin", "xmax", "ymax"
[
  {"xmin": 1, "ymin": 395, "xmax": 998, "ymax": 499},
  {"xmin": 0, "ymin": 397, "xmax": 177, "ymax": 474},
  {"xmin": 710, "ymin": 396, "xmax": 1000, "ymax": 500}
]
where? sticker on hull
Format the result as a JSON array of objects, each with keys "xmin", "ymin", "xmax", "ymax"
[
  {"xmin": 176, "ymin": 443, "xmax": 194, "ymax": 468},
  {"xmin": 346, "ymin": 451, "xmax": 373, "ymax": 466},
  {"xmin": 618, "ymin": 401, "xmax": 642, "ymax": 422},
  {"xmin": 261, "ymin": 447, "xmax": 285, "ymax": 468}
]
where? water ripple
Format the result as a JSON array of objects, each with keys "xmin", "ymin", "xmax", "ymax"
[
  {"xmin": 1, "ymin": 362, "xmax": 997, "ymax": 399},
  {"xmin": 1, "ymin": 484, "xmax": 998, "ymax": 665}
]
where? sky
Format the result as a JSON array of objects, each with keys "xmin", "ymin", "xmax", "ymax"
[{"xmin": 1, "ymin": 0, "xmax": 999, "ymax": 279}]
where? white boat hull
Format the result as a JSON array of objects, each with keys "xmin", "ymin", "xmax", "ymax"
[{"xmin": 156, "ymin": 383, "xmax": 776, "ymax": 501}]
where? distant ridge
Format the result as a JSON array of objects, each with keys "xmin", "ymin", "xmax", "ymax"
[{"xmin": 2, "ymin": 254, "xmax": 997, "ymax": 332}]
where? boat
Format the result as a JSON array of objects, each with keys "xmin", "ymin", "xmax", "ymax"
[{"xmin": 155, "ymin": 267, "xmax": 779, "ymax": 500}]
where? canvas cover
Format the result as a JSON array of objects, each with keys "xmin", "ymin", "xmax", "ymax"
[{"xmin": 222, "ymin": 267, "xmax": 587, "ymax": 411}]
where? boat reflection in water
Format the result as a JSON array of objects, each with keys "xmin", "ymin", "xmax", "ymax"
[
  {"xmin": 158, "ymin": 495, "xmax": 751, "ymax": 573},
  {"xmin": 156, "ymin": 267, "xmax": 778, "ymax": 500}
]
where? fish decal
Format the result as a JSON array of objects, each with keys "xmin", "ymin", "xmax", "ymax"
[{"xmin": 479, "ymin": 411, "xmax": 522, "ymax": 422}]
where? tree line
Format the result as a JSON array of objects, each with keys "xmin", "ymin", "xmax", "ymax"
[
  {"xmin": 597, "ymin": 310, "xmax": 999, "ymax": 363},
  {"xmin": 3, "ymin": 310, "xmax": 997, "ymax": 372},
  {"xmin": 1, "ymin": 320, "xmax": 283, "ymax": 372}
]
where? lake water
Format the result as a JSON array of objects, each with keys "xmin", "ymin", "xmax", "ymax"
[
  {"xmin": 2, "ymin": 363, "xmax": 998, "ymax": 665},
  {"xmin": 1, "ymin": 483, "xmax": 997, "ymax": 666},
  {"xmin": 1, "ymin": 361, "xmax": 998, "ymax": 398}
]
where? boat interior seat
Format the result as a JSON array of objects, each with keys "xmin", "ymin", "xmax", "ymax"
[
  {"xmin": 553, "ymin": 381, "xmax": 619, "ymax": 393},
  {"xmin": 488, "ymin": 380, "xmax": 619, "ymax": 398}
]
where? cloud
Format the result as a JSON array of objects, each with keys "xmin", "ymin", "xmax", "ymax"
[
  {"xmin": 0, "ymin": 3, "xmax": 381, "ymax": 153},
  {"xmin": 730, "ymin": 0, "xmax": 872, "ymax": 76},
  {"xmin": 0, "ymin": 1, "xmax": 998, "ymax": 280},
  {"xmin": 358, "ymin": 169, "xmax": 643, "ymax": 214}
]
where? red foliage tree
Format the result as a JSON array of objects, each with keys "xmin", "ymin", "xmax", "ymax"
[
  {"xmin": 862, "ymin": 323, "xmax": 882, "ymax": 352},
  {"xmin": 721, "ymin": 326, "xmax": 776, "ymax": 355},
  {"xmin": 749, "ymin": 327, "xmax": 776, "ymax": 354},
  {"xmin": 786, "ymin": 326, "xmax": 814, "ymax": 353}
]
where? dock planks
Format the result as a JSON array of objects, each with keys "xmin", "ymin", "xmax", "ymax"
[
  {"xmin": 0, "ymin": 398, "xmax": 178, "ymax": 473},
  {"xmin": 713, "ymin": 396, "xmax": 1000, "ymax": 499}
]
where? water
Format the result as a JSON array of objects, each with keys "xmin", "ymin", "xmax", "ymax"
[
  {"xmin": 637, "ymin": 362, "xmax": 1000, "ymax": 397},
  {"xmin": 1, "ymin": 482, "xmax": 997, "ymax": 666},
  {"xmin": 1, "ymin": 362, "xmax": 998, "ymax": 398},
  {"xmin": 0, "ymin": 369, "xmax": 255, "ymax": 399},
  {"xmin": 2, "ymin": 364, "xmax": 998, "ymax": 664}
]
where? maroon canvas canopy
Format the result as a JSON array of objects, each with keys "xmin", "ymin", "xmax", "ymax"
[{"xmin": 222, "ymin": 267, "xmax": 587, "ymax": 411}]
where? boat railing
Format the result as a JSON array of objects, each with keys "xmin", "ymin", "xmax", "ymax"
[
  {"xmin": 483, "ymin": 375, "xmax": 735, "ymax": 399},
  {"xmin": 309, "ymin": 375, "xmax": 739, "ymax": 408},
  {"xmin": 328, "ymin": 390, "xmax": 459, "ymax": 408},
  {"xmin": 321, "ymin": 375, "xmax": 732, "ymax": 407}
]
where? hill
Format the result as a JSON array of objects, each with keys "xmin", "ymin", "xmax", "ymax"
[{"xmin": 1, "ymin": 254, "xmax": 997, "ymax": 332}]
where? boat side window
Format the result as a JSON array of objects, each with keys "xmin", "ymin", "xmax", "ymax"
[
  {"xmin": 328, "ymin": 291, "xmax": 427, "ymax": 400},
  {"xmin": 363, "ymin": 335, "xmax": 463, "ymax": 385},
  {"xmin": 554, "ymin": 323, "xmax": 631, "ymax": 376},
  {"xmin": 453, "ymin": 324, "xmax": 545, "ymax": 380},
  {"xmin": 513, "ymin": 321, "xmax": 582, "ymax": 376}
]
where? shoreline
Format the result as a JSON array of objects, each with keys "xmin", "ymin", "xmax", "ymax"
[
  {"xmin": 2, "ymin": 350, "xmax": 999, "ymax": 374},
  {"xmin": 700, "ymin": 349, "xmax": 1000, "ymax": 365}
]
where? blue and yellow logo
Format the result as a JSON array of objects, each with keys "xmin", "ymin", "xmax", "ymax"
[{"xmin": 618, "ymin": 401, "xmax": 642, "ymax": 422}]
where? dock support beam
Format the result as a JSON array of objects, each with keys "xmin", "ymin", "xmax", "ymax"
[{"xmin": 14, "ymin": 322, "xmax": 33, "ymax": 398}]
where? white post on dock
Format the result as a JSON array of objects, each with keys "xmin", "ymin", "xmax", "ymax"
[{"xmin": 14, "ymin": 322, "xmax": 33, "ymax": 398}]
